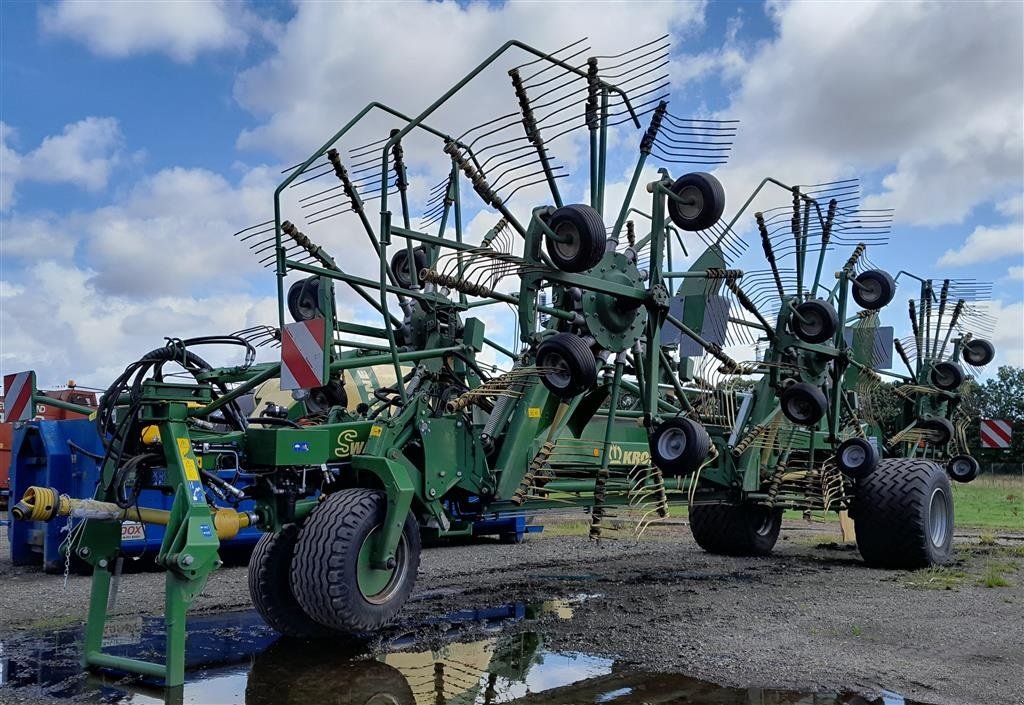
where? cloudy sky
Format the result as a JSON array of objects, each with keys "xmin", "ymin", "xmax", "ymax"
[{"xmin": 1, "ymin": 0, "xmax": 1022, "ymax": 389}]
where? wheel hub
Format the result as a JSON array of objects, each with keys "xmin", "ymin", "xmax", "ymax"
[{"xmin": 357, "ymin": 528, "xmax": 408, "ymax": 604}]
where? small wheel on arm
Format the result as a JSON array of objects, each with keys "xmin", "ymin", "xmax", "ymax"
[
  {"xmin": 835, "ymin": 437, "xmax": 879, "ymax": 480},
  {"xmin": 390, "ymin": 246, "xmax": 429, "ymax": 290},
  {"xmin": 852, "ymin": 458, "xmax": 954, "ymax": 568},
  {"xmin": 287, "ymin": 277, "xmax": 323, "ymax": 322},
  {"xmin": 536, "ymin": 332, "xmax": 597, "ymax": 399},
  {"xmin": 930, "ymin": 361, "xmax": 965, "ymax": 391},
  {"xmin": 666, "ymin": 172, "xmax": 726, "ymax": 232},
  {"xmin": 649, "ymin": 416, "xmax": 712, "ymax": 476},
  {"xmin": 689, "ymin": 504, "xmax": 783, "ymax": 557},
  {"xmin": 916, "ymin": 416, "xmax": 955, "ymax": 446},
  {"xmin": 852, "ymin": 269, "xmax": 896, "ymax": 310},
  {"xmin": 543, "ymin": 204, "xmax": 607, "ymax": 273},
  {"xmin": 790, "ymin": 299, "xmax": 839, "ymax": 343},
  {"xmin": 962, "ymin": 339, "xmax": 995, "ymax": 367},
  {"xmin": 290, "ymin": 489, "xmax": 421, "ymax": 633},
  {"xmin": 779, "ymin": 382, "xmax": 828, "ymax": 426},
  {"xmin": 947, "ymin": 454, "xmax": 980, "ymax": 483},
  {"xmin": 249, "ymin": 524, "xmax": 333, "ymax": 638}
]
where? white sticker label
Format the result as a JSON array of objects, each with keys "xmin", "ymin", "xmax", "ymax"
[{"xmin": 121, "ymin": 521, "xmax": 146, "ymax": 541}]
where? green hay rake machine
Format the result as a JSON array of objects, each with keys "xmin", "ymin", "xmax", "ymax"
[{"xmin": 9, "ymin": 37, "xmax": 995, "ymax": 688}]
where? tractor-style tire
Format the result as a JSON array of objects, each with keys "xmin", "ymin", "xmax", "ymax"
[
  {"xmin": 852, "ymin": 458, "xmax": 954, "ymax": 569},
  {"xmin": 248, "ymin": 524, "xmax": 332, "ymax": 638},
  {"xmin": 962, "ymin": 338, "xmax": 996, "ymax": 367},
  {"xmin": 667, "ymin": 172, "xmax": 726, "ymax": 232},
  {"xmin": 688, "ymin": 504, "xmax": 783, "ymax": 557},
  {"xmin": 536, "ymin": 332, "xmax": 597, "ymax": 399},
  {"xmin": 790, "ymin": 299, "xmax": 839, "ymax": 343},
  {"xmin": 650, "ymin": 416, "xmax": 712, "ymax": 476},
  {"xmin": 290, "ymin": 489, "xmax": 421, "ymax": 633},
  {"xmin": 544, "ymin": 204, "xmax": 607, "ymax": 273},
  {"xmin": 852, "ymin": 269, "xmax": 896, "ymax": 310}
]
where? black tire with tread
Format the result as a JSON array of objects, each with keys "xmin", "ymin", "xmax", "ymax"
[
  {"xmin": 290, "ymin": 489, "xmax": 421, "ymax": 633},
  {"xmin": 689, "ymin": 504, "xmax": 783, "ymax": 557},
  {"xmin": 852, "ymin": 458, "xmax": 954, "ymax": 568},
  {"xmin": 248, "ymin": 524, "xmax": 333, "ymax": 638}
]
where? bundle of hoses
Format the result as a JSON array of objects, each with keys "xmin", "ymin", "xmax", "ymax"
[{"xmin": 94, "ymin": 338, "xmax": 253, "ymax": 498}]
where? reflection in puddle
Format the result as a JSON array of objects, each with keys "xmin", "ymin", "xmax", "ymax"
[{"xmin": 0, "ymin": 603, "xmax": 917, "ymax": 705}]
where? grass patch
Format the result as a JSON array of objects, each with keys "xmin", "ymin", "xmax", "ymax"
[
  {"xmin": 978, "ymin": 532, "xmax": 998, "ymax": 546},
  {"xmin": 850, "ymin": 624, "xmax": 863, "ymax": 637},
  {"xmin": 901, "ymin": 566, "xmax": 968, "ymax": 590},
  {"xmin": 979, "ymin": 564, "xmax": 1013, "ymax": 588},
  {"xmin": 952, "ymin": 476, "xmax": 1024, "ymax": 530},
  {"xmin": 535, "ymin": 520, "xmax": 592, "ymax": 538}
]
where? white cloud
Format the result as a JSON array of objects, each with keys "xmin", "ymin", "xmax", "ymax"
[
  {"xmin": 0, "ymin": 117, "xmax": 123, "ymax": 211},
  {"xmin": 997, "ymin": 194, "xmax": 1023, "ymax": 218},
  {"xmin": 1004, "ymin": 266, "xmax": 1024, "ymax": 282},
  {"xmin": 234, "ymin": 1, "xmax": 706, "ymax": 158},
  {"xmin": 937, "ymin": 222, "xmax": 1024, "ymax": 267},
  {"xmin": 0, "ymin": 261, "xmax": 278, "ymax": 387},
  {"xmin": 985, "ymin": 300, "xmax": 1024, "ymax": 367},
  {"xmin": 39, "ymin": 0, "xmax": 250, "ymax": 63},
  {"xmin": 2, "ymin": 164, "xmax": 282, "ymax": 296},
  {"xmin": 707, "ymin": 0, "xmax": 1022, "ymax": 228}
]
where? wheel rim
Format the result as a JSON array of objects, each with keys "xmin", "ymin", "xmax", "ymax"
[
  {"xmin": 951, "ymin": 458, "xmax": 973, "ymax": 478},
  {"xmin": 541, "ymin": 352, "xmax": 572, "ymax": 389},
  {"xmin": 754, "ymin": 511, "xmax": 774, "ymax": 536},
  {"xmin": 657, "ymin": 427, "xmax": 687, "ymax": 461},
  {"xmin": 787, "ymin": 395, "xmax": 814, "ymax": 423},
  {"xmin": 675, "ymin": 185, "xmax": 703, "ymax": 220},
  {"xmin": 356, "ymin": 527, "xmax": 409, "ymax": 605},
  {"xmin": 799, "ymin": 310, "xmax": 824, "ymax": 338},
  {"xmin": 841, "ymin": 444, "xmax": 866, "ymax": 469},
  {"xmin": 552, "ymin": 222, "xmax": 581, "ymax": 261},
  {"xmin": 858, "ymin": 278, "xmax": 881, "ymax": 304},
  {"xmin": 928, "ymin": 488, "xmax": 949, "ymax": 548}
]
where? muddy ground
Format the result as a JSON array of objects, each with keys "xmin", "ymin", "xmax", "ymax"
[{"xmin": 1, "ymin": 520, "xmax": 1022, "ymax": 705}]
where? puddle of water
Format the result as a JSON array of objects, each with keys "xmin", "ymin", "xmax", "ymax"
[{"xmin": 0, "ymin": 602, "xmax": 920, "ymax": 705}]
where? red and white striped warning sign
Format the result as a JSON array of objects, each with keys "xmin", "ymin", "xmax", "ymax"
[
  {"xmin": 3, "ymin": 371, "xmax": 36, "ymax": 422},
  {"xmin": 280, "ymin": 318, "xmax": 327, "ymax": 391},
  {"xmin": 980, "ymin": 418, "xmax": 1013, "ymax": 449}
]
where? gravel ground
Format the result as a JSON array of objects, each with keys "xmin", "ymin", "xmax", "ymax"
[{"xmin": 1, "ymin": 521, "xmax": 1022, "ymax": 705}]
